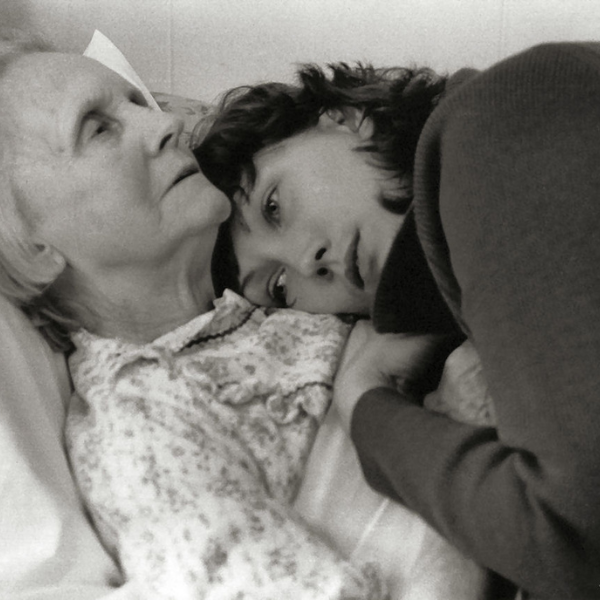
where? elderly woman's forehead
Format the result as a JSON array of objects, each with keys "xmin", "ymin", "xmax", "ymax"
[
  {"xmin": 3, "ymin": 52, "xmax": 103, "ymax": 90},
  {"xmin": 0, "ymin": 52, "xmax": 121, "ymax": 132},
  {"xmin": 0, "ymin": 53, "xmax": 101, "ymax": 153}
]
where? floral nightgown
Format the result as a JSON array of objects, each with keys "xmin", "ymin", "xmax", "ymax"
[{"xmin": 66, "ymin": 290, "xmax": 385, "ymax": 600}]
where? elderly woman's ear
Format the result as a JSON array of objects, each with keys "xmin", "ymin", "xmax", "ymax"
[{"xmin": 31, "ymin": 242, "xmax": 66, "ymax": 281}]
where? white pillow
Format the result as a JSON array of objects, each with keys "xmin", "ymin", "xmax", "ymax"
[
  {"xmin": 0, "ymin": 294, "xmax": 140, "ymax": 599},
  {"xmin": 83, "ymin": 30, "xmax": 159, "ymax": 110}
]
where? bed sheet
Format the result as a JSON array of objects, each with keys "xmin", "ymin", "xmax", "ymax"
[
  {"xmin": 296, "ymin": 402, "xmax": 487, "ymax": 600},
  {"xmin": 0, "ymin": 294, "xmax": 138, "ymax": 600}
]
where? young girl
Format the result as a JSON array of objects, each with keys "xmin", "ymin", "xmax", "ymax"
[{"xmin": 196, "ymin": 43, "xmax": 600, "ymax": 599}]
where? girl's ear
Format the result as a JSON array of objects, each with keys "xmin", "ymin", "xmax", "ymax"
[
  {"xmin": 31, "ymin": 243, "xmax": 67, "ymax": 281},
  {"xmin": 317, "ymin": 107, "xmax": 374, "ymax": 140}
]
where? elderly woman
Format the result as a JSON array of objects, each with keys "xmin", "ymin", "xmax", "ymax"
[{"xmin": 0, "ymin": 30, "xmax": 390, "ymax": 599}]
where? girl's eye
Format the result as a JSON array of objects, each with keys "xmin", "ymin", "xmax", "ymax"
[
  {"xmin": 269, "ymin": 269, "xmax": 288, "ymax": 307},
  {"xmin": 262, "ymin": 188, "xmax": 280, "ymax": 224}
]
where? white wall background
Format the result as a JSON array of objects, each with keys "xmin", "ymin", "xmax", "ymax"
[{"xmin": 1, "ymin": 0, "xmax": 600, "ymax": 103}]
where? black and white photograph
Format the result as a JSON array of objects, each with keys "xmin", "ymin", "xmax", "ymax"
[{"xmin": 1, "ymin": 2, "xmax": 599, "ymax": 599}]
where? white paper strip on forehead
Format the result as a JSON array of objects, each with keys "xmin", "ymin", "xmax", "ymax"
[{"xmin": 83, "ymin": 30, "xmax": 161, "ymax": 111}]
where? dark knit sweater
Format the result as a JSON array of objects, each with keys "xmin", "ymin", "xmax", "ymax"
[{"xmin": 351, "ymin": 42, "xmax": 600, "ymax": 599}]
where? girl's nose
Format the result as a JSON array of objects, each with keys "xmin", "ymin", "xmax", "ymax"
[{"xmin": 296, "ymin": 242, "xmax": 333, "ymax": 280}]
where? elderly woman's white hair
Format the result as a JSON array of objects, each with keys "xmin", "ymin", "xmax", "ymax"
[{"xmin": 0, "ymin": 28, "xmax": 76, "ymax": 351}]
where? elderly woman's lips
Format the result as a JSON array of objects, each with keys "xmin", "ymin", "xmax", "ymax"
[
  {"xmin": 344, "ymin": 232, "xmax": 365, "ymax": 290},
  {"xmin": 160, "ymin": 163, "xmax": 201, "ymax": 201},
  {"xmin": 172, "ymin": 163, "xmax": 200, "ymax": 186}
]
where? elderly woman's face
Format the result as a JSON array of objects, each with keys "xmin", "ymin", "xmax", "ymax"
[{"xmin": 0, "ymin": 52, "xmax": 229, "ymax": 270}]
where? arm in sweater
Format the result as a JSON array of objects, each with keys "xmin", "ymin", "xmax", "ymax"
[{"xmin": 351, "ymin": 42, "xmax": 600, "ymax": 599}]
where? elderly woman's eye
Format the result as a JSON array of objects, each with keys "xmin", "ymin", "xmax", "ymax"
[
  {"xmin": 94, "ymin": 121, "xmax": 110, "ymax": 136},
  {"xmin": 130, "ymin": 90, "xmax": 147, "ymax": 107},
  {"xmin": 270, "ymin": 269, "xmax": 288, "ymax": 307},
  {"xmin": 83, "ymin": 113, "xmax": 112, "ymax": 139}
]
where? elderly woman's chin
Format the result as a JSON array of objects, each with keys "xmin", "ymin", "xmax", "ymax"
[
  {"xmin": 165, "ymin": 169, "xmax": 231, "ymax": 231},
  {"xmin": 193, "ymin": 172, "xmax": 231, "ymax": 226}
]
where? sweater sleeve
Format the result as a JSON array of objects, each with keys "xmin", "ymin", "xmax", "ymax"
[{"xmin": 351, "ymin": 42, "xmax": 600, "ymax": 599}]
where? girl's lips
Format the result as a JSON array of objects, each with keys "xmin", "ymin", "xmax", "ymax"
[{"xmin": 344, "ymin": 232, "xmax": 365, "ymax": 290}]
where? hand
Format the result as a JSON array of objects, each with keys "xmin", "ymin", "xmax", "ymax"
[{"xmin": 334, "ymin": 320, "xmax": 442, "ymax": 433}]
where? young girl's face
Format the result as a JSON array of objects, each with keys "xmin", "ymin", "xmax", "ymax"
[{"xmin": 230, "ymin": 121, "xmax": 406, "ymax": 315}]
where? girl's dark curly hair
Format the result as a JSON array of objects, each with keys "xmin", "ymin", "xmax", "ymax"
[
  {"xmin": 194, "ymin": 62, "xmax": 446, "ymax": 195},
  {"xmin": 193, "ymin": 62, "xmax": 447, "ymax": 296}
]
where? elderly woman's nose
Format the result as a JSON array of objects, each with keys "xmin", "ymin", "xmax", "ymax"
[{"xmin": 136, "ymin": 107, "xmax": 184, "ymax": 154}]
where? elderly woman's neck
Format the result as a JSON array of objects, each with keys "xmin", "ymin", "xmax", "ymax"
[{"xmin": 68, "ymin": 256, "xmax": 216, "ymax": 344}]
